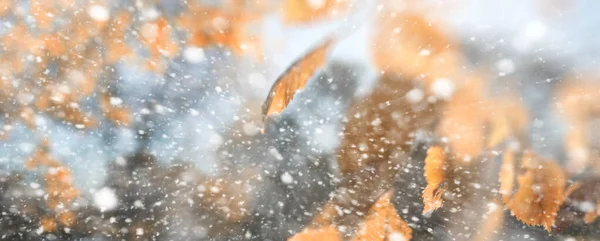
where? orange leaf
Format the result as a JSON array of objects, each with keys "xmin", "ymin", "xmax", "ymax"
[
  {"xmin": 436, "ymin": 77, "xmax": 487, "ymax": 161},
  {"xmin": 555, "ymin": 81, "xmax": 600, "ymax": 174},
  {"xmin": 505, "ymin": 151, "xmax": 566, "ymax": 231},
  {"xmin": 486, "ymin": 98, "xmax": 529, "ymax": 148},
  {"xmin": 423, "ymin": 145, "xmax": 446, "ymax": 214},
  {"xmin": 40, "ymin": 217, "xmax": 57, "ymax": 233},
  {"xmin": 99, "ymin": 94, "xmax": 132, "ymax": 126},
  {"xmin": 371, "ymin": 12, "xmax": 460, "ymax": 88},
  {"xmin": 282, "ymin": 0, "xmax": 349, "ymax": 24},
  {"xmin": 583, "ymin": 201, "xmax": 600, "ymax": 224},
  {"xmin": 352, "ymin": 191, "xmax": 412, "ymax": 241},
  {"xmin": 262, "ymin": 38, "xmax": 334, "ymax": 123},
  {"xmin": 288, "ymin": 225, "xmax": 342, "ymax": 241},
  {"xmin": 499, "ymin": 148, "xmax": 515, "ymax": 204}
]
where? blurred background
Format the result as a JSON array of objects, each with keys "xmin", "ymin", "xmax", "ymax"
[{"xmin": 1, "ymin": 0, "xmax": 600, "ymax": 240}]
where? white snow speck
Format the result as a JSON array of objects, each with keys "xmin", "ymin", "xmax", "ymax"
[
  {"xmin": 577, "ymin": 201, "xmax": 595, "ymax": 213},
  {"xmin": 109, "ymin": 97, "xmax": 123, "ymax": 106},
  {"xmin": 208, "ymin": 131, "xmax": 223, "ymax": 146},
  {"xmin": 487, "ymin": 202, "xmax": 498, "ymax": 213},
  {"xmin": 94, "ymin": 187, "xmax": 118, "ymax": 212},
  {"xmin": 312, "ymin": 124, "xmax": 338, "ymax": 150},
  {"xmin": 371, "ymin": 118, "xmax": 382, "ymax": 126},
  {"xmin": 242, "ymin": 122, "xmax": 259, "ymax": 136},
  {"xmin": 568, "ymin": 148, "xmax": 589, "ymax": 168},
  {"xmin": 136, "ymin": 228, "xmax": 144, "ymax": 236},
  {"xmin": 431, "ymin": 78, "xmax": 455, "ymax": 100},
  {"xmin": 308, "ymin": 0, "xmax": 325, "ymax": 9},
  {"xmin": 388, "ymin": 232, "xmax": 407, "ymax": 241},
  {"xmin": 514, "ymin": 21, "xmax": 547, "ymax": 51},
  {"xmin": 269, "ymin": 147, "xmax": 284, "ymax": 161},
  {"xmin": 495, "ymin": 59, "xmax": 515, "ymax": 75},
  {"xmin": 88, "ymin": 5, "xmax": 110, "ymax": 22},
  {"xmin": 281, "ymin": 172, "xmax": 294, "ymax": 184},
  {"xmin": 406, "ymin": 88, "xmax": 424, "ymax": 103},
  {"xmin": 183, "ymin": 47, "xmax": 205, "ymax": 64},
  {"xmin": 140, "ymin": 8, "xmax": 160, "ymax": 21},
  {"xmin": 248, "ymin": 72, "xmax": 267, "ymax": 90},
  {"xmin": 155, "ymin": 104, "xmax": 166, "ymax": 114},
  {"xmin": 523, "ymin": 21, "xmax": 547, "ymax": 41},
  {"xmin": 115, "ymin": 156, "xmax": 127, "ymax": 166},
  {"xmin": 133, "ymin": 200, "xmax": 144, "ymax": 208}
]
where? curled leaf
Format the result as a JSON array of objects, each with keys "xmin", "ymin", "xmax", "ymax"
[
  {"xmin": 423, "ymin": 145, "xmax": 446, "ymax": 214},
  {"xmin": 262, "ymin": 38, "xmax": 334, "ymax": 123}
]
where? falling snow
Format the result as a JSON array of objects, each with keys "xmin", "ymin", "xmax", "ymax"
[{"xmin": 0, "ymin": 0, "xmax": 599, "ymax": 240}]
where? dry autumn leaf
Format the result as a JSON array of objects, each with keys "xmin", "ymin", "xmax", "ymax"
[
  {"xmin": 0, "ymin": 0, "xmax": 11, "ymax": 16},
  {"xmin": 505, "ymin": 151, "xmax": 567, "ymax": 231},
  {"xmin": 99, "ymin": 94, "xmax": 132, "ymax": 126},
  {"xmin": 25, "ymin": 142, "xmax": 80, "ymax": 231},
  {"xmin": 555, "ymin": 80, "xmax": 600, "ymax": 174},
  {"xmin": 436, "ymin": 77, "xmax": 487, "ymax": 162},
  {"xmin": 282, "ymin": 0, "xmax": 349, "ymax": 24},
  {"xmin": 499, "ymin": 147, "xmax": 516, "ymax": 204},
  {"xmin": 351, "ymin": 191, "xmax": 412, "ymax": 241},
  {"xmin": 262, "ymin": 38, "xmax": 334, "ymax": 123},
  {"xmin": 559, "ymin": 178, "xmax": 600, "ymax": 227},
  {"xmin": 288, "ymin": 225, "xmax": 341, "ymax": 241},
  {"xmin": 486, "ymin": 97, "xmax": 529, "ymax": 148},
  {"xmin": 583, "ymin": 201, "xmax": 600, "ymax": 224},
  {"xmin": 470, "ymin": 200, "xmax": 505, "ymax": 241},
  {"xmin": 371, "ymin": 11, "xmax": 462, "ymax": 90},
  {"xmin": 423, "ymin": 145, "xmax": 446, "ymax": 214},
  {"xmin": 177, "ymin": 1, "xmax": 265, "ymax": 56}
]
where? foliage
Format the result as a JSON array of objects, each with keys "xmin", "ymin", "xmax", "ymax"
[{"xmin": 0, "ymin": 0, "xmax": 599, "ymax": 240}]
